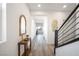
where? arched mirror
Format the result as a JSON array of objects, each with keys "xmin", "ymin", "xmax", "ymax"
[{"xmin": 19, "ymin": 15, "xmax": 26, "ymax": 36}]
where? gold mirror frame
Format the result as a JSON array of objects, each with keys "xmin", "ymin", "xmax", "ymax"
[{"xmin": 19, "ymin": 15, "xmax": 26, "ymax": 36}]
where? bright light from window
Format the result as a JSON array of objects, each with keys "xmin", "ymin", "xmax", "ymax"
[
  {"xmin": 37, "ymin": 26, "xmax": 41, "ymax": 29},
  {"xmin": 63, "ymin": 5, "xmax": 67, "ymax": 8},
  {"xmin": 37, "ymin": 4, "xmax": 41, "ymax": 7}
]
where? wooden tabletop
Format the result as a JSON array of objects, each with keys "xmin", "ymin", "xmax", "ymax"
[{"xmin": 18, "ymin": 38, "xmax": 29, "ymax": 44}]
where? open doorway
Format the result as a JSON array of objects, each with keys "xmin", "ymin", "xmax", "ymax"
[
  {"xmin": 30, "ymin": 15, "xmax": 51, "ymax": 56},
  {"xmin": 31, "ymin": 15, "xmax": 48, "ymax": 42},
  {"xmin": 36, "ymin": 23, "xmax": 43, "ymax": 35}
]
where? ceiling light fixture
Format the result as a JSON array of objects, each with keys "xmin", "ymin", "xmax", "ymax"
[
  {"xmin": 63, "ymin": 5, "xmax": 67, "ymax": 8},
  {"xmin": 37, "ymin": 4, "xmax": 41, "ymax": 7}
]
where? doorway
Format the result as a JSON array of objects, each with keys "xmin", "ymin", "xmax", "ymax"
[
  {"xmin": 31, "ymin": 15, "xmax": 48, "ymax": 42},
  {"xmin": 30, "ymin": 15, "xmax": 50, "ymax": 56}
]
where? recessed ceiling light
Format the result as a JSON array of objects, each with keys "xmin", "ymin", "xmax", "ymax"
[
  {"xmin": 63, "ymin": 5, "xmax": 67, "ymax": 8},
  {"xmin": 37, "ymin": 4, "xmax": 41, "ymax": 7}
]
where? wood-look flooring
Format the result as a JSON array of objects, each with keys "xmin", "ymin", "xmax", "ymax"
[
  {"xmin": 29, "ymin": 44, "xmax": 54, "ymax": 56},
  {"xmin": 29, "ymin": 34, "xmax": 54, "ymax": 56}
]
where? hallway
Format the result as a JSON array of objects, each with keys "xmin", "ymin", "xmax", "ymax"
[
  {"xmin": 0, "ymin": 3, "xmax": 78, "ymax": 56},
  {"xmin": 30, "ymin": 34, "xmax": 54, "ymax": 56}
]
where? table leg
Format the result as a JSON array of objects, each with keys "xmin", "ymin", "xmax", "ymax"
[{"xmin": 18, "ymin": 44, "xmax": 20, "ymax": 56}]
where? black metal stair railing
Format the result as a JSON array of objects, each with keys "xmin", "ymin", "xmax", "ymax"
[{"xmin": 55, "ymin": 4, "xmax": 79, "ymax": 48}]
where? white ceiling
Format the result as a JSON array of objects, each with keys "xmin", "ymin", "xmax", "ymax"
[
  {"xmin": 33, "ymin": 16, "xmax": 45, "ymax": 23},
  {"xmin": 27, "ymin": 3, "xmax": 77, "ymax": 12}
]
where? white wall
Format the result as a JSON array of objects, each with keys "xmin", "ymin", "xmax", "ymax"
[
  {"xmin": 0, "ymin": 4, "xmax": 2, "ymax": 41},
  {"xmin": 48, "ymin": 11, "xmax": 70, "ymax": 44},
  {"xmin": 0, "ymin": 3, "xmax": 31, "ymax": 56},
  {"xmin": 47, "ymin": 11, "xmax": 70, "ymax": 29},
  {"xmin": 43, "ymin": 16, "xmax": 48, "ymax": 43},
  {"xmin": 31, "ymin": 18, "xmax": 36, "ymax": 40},
  {"xmin": 56, "ymin": 41, "xmax": 79, "ymax": 56}
]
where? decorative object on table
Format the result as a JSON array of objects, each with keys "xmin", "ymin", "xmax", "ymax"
[{"xmin": 18, "ymin": 38, "xmax": 31, "ymax": 56}]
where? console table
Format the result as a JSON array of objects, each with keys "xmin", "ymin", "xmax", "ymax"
[{"xmin": 18, "ymin": 38, "xmax": 31, "ymax": 56}]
